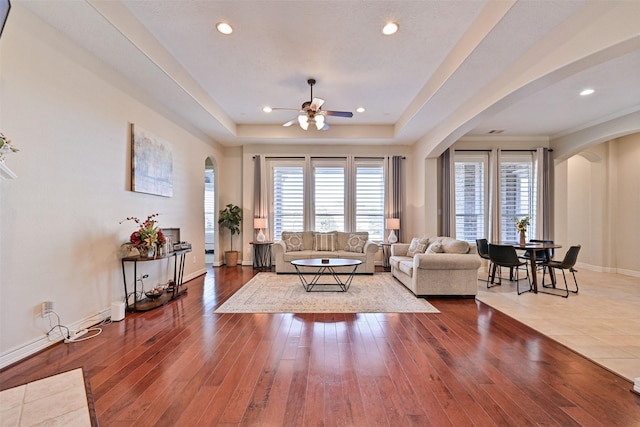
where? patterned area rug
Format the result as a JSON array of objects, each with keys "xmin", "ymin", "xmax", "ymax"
[{"xmin": 215, "ymin": 272, "xmax": 439, "ymax": 313}]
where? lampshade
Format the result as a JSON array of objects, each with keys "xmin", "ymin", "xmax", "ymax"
[
  {"xmin": 315, "ymin": 115, "xmax": 325, "ymax": 130},
  {"xmin": 254, "ymin": 218, "xmax": 267, "ymax": 229},
  {"xmin": 386, "ymin": 218, "xmax": 400, "ymax": 230}
]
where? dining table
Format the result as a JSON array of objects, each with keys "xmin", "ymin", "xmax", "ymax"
[{"xmin": 509, "ymin": 241, "xmax": 562, "ymax": 293}]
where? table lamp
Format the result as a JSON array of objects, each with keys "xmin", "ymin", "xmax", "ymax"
[
  {"xmin": 254, "ymin": 218, "xmax": 267, "ymax": 242},
  {"xmin": 386, "ymin": 218, "xmax": 400, "ymax": 243}
]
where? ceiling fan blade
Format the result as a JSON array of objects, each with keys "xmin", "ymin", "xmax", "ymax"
[
  {"xmin": 324, "ymin": 110, "xmax": 353, "ymax": 118},
  {"xmin": 310, "ymin": 98, "xmax": 325, "ymax": 111},
  {"xmin": 282, "ymin": 119, "xmax": 297, "ymax": 127}
]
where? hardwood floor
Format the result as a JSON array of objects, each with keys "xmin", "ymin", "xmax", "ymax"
[{"xmin": 2, "ymin": 266, "xmax": 639, "ymax": 426}]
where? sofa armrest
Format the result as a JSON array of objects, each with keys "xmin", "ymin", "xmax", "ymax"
[
  {"xmin": 414, "ymin": 253, "xmax": 481, "ymax": 270},
  {"xmin": 363, "ymin": 241, "xmax": 379, "ymax": 255},
  {"xmin": 272, "ymin": 240, "xmax": 286, "ymax": 257},
  {"xmin": 391, "ymin": 243, "xmax": 409, "ymax": 256}
]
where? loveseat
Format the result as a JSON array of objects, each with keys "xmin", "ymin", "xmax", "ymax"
[
  {"xmin": 272, "ymin": 231, "xmax": 377, "ymax": 274},
  {"xmin": 390, "ymin": 236, "xmax": 481, "ymax": 297}
]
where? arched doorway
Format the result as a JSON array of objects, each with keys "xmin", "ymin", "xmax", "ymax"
[{"xmin": 204, "ymin": 157, "xmax": 215, "ymax": 265}]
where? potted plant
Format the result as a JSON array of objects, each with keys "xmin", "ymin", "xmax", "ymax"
[{"xmin": 218, "ymin": 203, "xmax": 242, "ymax": 266}]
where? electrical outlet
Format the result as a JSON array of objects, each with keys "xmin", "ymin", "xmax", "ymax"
[
  {"xmin": 193, "ymin": 255, "xmax": 196, "ymax": 264},
  {"xmin": 41, "ymin": 301, "xmax": 54, "ymax": 317}
]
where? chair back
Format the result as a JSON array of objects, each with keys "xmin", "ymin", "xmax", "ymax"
[
  {"xmin": 529, "ymin": 239, "xmax": 554, "ymax": 261},
  {"xmin": 559, "ymin": 245, "xmax": 581, "ymax": 269},
  {"xmin": 476, "ymin": 239, "xmax": 490, "ymax": 260},
  {"xmin": 488, "ymin": 244, "xmax": 522, "ymax": 267}
]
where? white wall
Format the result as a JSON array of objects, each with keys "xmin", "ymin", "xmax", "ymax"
[
  {"xmin": 555, "ymin": 134, "xmax": 640, "ymax": 275},
  {"xmin": 0, "ymin": 6, "xmax": 225, "ymax": 366}
]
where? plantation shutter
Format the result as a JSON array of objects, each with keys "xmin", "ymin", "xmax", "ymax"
[
  {"xmin": 500, "ymin": 153, "xmax": 537, "ymax": 242},
  {"xmin": 454, "ymin": 157, "xmax": 486, "ymax": 242},
  {"xmin": 355, "ymin": 164, "xmax": 385, "ymax": 241},
  {"xmin": 272, "ymin": 165, "xmax": 304, "ymax": 240},
  {"xmin": 313, "ymin": 166, "xmax": 345, "ymax": 232}
]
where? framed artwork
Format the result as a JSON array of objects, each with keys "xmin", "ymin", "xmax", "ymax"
[{"xmin": 131, "ymin": 124, "xmax": 173, "ymax": 197}]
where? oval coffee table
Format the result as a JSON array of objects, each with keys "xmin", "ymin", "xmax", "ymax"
[{"xmin": 290, "ymin": 258, "xmax": 362, "ymax": 292}]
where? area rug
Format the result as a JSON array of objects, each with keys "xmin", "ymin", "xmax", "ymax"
[
  {"xmin": 214, "ymin": 272, "xmax": 439, "ymax": 313},
  {"xmin": 0, "ymin": 368, "xmax": 98, "ymax": 426}
]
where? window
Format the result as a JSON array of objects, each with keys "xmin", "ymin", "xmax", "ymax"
[
  {"xmin": 268, "ymin": 157, "xmax": 385, "ymax": 241},
  {"xmin": 272, "ymin": 164, "xmax": 304, "ymax": 240},
  {"xmin": 500, "ymin": 153, "xmax": 537, "ymax": 241},
  {"xmin": 355, "ymin": 163, "xmax": 385, "ymax": 241},
  {"xmin": 452, "ymin": 150, "xmax": 537, "ymax": 243},
  {"xmin": 454, "ymin": 154, "xmax": 487, "ymax": 242},
  {"xmin": 313, "ymin": 164, "xmax": 345, "ymax": 232}
]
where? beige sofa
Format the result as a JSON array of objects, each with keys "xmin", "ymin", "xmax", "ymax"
[
  {"xmin": 272, "ymin": 231, "xmax": 377, "ymax": 274},
  {"xmin": 390, "ymin": 236, "xmax": 481, "ymax": 297}
]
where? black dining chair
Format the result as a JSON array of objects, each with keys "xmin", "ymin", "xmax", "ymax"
[
  {"xmin": 540, "ymin": 245, "xmax": 581, "ymax": 298},
  {"xmin": 488, "ymin": 244, "xmax": 532, "ymax": 295},
  {"xmin": 476, "ymin": 239, "xmax": 495, "ymax": 286}
]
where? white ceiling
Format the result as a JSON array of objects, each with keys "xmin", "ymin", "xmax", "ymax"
[{"xmin": 19, "ymin": 0, "xmax": 640, "ymax": 153}]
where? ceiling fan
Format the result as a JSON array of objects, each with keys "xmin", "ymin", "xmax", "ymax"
[{"xmin": 272, "ymin": 78, "xmax": 353, "ymax": 131}]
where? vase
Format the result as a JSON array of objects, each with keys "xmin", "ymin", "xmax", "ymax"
[{"xmin": 519, "ymin": 230, "xmax": 526, "ymax": 245}]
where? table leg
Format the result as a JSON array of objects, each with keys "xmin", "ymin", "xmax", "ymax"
[{"xmin": 529, "ymin": 250, "xmax": 538, "ymax": 293}]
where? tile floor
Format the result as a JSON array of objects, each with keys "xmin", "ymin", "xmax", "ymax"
[
  {"xmin": 476, "ymin": 267, "xmax": 640, "ymax": 382},
  {"xmin": 0, "ymin": 368, "xmax": 91, "ymax": 426}
]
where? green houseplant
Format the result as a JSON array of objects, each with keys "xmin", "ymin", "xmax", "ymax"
[{"xmin": 218, "ymin": 203, "xmax": 242, "ymax": 266}]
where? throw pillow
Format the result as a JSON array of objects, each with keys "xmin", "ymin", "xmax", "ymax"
[
  {"xmin": 344, "ymin": 233, "xmax": 367, "ymax": 253},
  {"xmin": 282, "ymin": 231, "xmax": 304, "ymax": 252},
  {"xmin": 441, "ymin": 238, "xmax": 470, "ymax": 254},
  {"xmin": 425, "ymin": 241, "xmax": 444, "ymax": 254},
  {"xmin": 406, "ymin": 237, "xmax": 429, "ymax": 257},
  {"xmin": 314, "ymin": 232, "xmax": 336, "ymax": 251}
]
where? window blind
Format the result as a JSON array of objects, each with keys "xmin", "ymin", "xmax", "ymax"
[
  {"xmin": 313, "ymin": 166, "xmax": 345, "ymax": 232},
  {"xmin": 500, "ymin": 154, "xmax": 537, "ymax": 241},
  {"xmin": 355, "ymin": 165, "xmax": 385, "ymax": 241},
  {"xmin": 272, "ymin": 165, "xmax": 304, "ymax": 240},
  {"xmin": 454, "ymin": 159, "xmax": 486, "ymax": 242}
]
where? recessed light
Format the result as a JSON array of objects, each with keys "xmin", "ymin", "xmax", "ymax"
[
  {"xmin": 580, "ymin": 88, "xmax": 595, "ymax": 96},
  {"xmin": 263, "ymin": 106, "xmax": 272, "ymax": 113},
  {"xmin": 382, "ymin": 22, "xmax": 399, "ymax": 35},
  {"xmin": 216, "ymin": 22, "xmax": 233, "ymax": 35},
  {"xmin": 356, "ymin": 107, "xmax": 365, "ymax": 113}
]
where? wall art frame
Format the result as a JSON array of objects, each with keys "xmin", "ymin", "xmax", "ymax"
[{"xmin": 130, "ymin": 123, "xmax": 173, "ymax": 197}]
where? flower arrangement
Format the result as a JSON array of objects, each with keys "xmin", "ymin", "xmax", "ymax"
[
  {"xmin": 514, "ymin": 216, "xmax": 531, "ymax": 233},
  {"xmin": 120, "ymin": 213, "xmax": 166, "ymax": 255},
  {"xmin": 0, "ymin": 132, "xmax": 18, "ymax": 161}
]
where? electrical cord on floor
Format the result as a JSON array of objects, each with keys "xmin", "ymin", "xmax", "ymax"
[
  {"xmin": 45, "ymin": 310, "xmax": 70, "ymax": 341},
  {"xmin": 45, "ymin": 310, "xmax": 111, "ymax": 343}
]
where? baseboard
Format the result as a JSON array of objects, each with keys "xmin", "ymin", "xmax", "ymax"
[
  {"xmin": 1, "ymin": 271, "xmax": 207, "ymax": 370},
  {"xmin": 0, "ymin": 308, "xmax": 111, "ymax": 370},
  {"xmin": 576, "ymin": 262, "xmax": 640, "ymax": 278}
]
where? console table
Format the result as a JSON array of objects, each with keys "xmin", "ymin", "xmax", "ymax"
[{"xmin": 121, "ymin": 249, "xmax": 190, "ymax": 312}]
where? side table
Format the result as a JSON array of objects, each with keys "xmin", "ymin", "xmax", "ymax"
[
  {"xmin": 380, "ymin": 243, "xmax": 392, "ymax": 271},
  {"xmin": 250, "ymin": 241, "xmax": 273, "ymax": 270}
]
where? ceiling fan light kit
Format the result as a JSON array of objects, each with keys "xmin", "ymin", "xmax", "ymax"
[{"xmin": 274, "ymin": 79, "xmax": 353, "ymax": 131}]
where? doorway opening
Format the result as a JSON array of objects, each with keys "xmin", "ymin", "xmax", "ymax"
[{"xmin": 204, "ymin": 158, "xmax": 215, "ymax": 265}]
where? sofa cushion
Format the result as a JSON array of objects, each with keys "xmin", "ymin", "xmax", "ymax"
[
  {"xmin": 314, "ymin": 232, "xmax": 336, "ymax": 251},
  {"xmin": 344, "ymin": 233, "xmax": 367, "ymax": 253},
  {"xmin": 426, "ymin": 241, "xmax": 444, "ymax": 254},
  {"xmin": 407, "ymin": 237, "xmax": 429, "ymax": 257},
  {"xmin": 441, "ymin": 238, "xmax": 470, "ymax": 254},
  {"xmin": 282, "ymin": 231, "xmax": 304, "ymax": 251}
]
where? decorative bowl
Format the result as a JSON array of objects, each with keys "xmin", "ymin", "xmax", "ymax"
[{"xmin": 145, "ymin": 287, "xmax": 164, "ymax": 300}]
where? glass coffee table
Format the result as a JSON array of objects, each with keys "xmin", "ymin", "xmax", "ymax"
[{"xmin": 291, "ymin": 258, "xmax": 362, "ymax": 292}]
